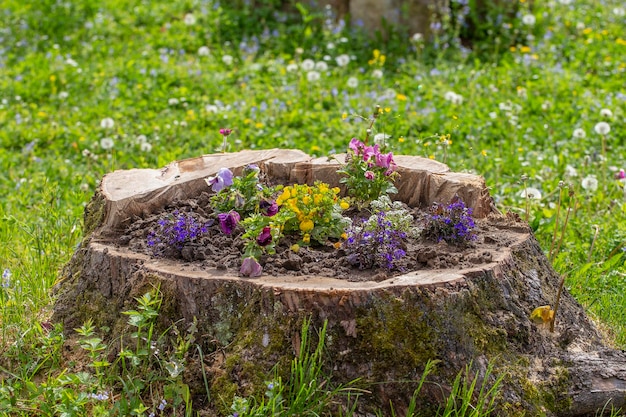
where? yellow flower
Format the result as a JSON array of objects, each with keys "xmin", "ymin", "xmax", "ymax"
[
  {"xmin": 520, "ymin": 46, "xmax": 531, "ymax": 53},
  {"xmin": 331, "ymin": 187, "xmax": 340, "ymax": 194},
  {"xmin": 300, "ymin": 219, "xmax": 314, "ymax": 232},
  {"xmin": 290, "ymin": 244, "xmax": 300, "ymax": 253},
  {"xmin": 396, "ymin": 93, "xmax": 407, "ymax": 101},
  {"xmin": 340, "ymin": 200, "xmax": 350, "ymax": 210},
  {"xmin": 341, "ymin": 112, "xmax": 348, "ymax": 119},
  {"xmin": 481, "ymin": 149, "xmax": 487, "ymax": 157},
  {"xmin": 341, "ymin": 232, "xmax": 348, "ymax": 240},
  {"xmin": 302, "ymin": 234, "xmax": 310, "ymax": 244},
  {"xmin": 333, "ymin": 242, "xmax": 342, "ymax": 249},
  {"xmin": 302, "ymin": 195, "xmax": 311, "ymax": 205}
]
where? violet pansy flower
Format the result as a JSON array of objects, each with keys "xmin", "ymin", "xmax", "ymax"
[
  {"xmin": 240, "ymin": 257, "xmax": 263, "ymax": 277},
  {"xmin": 259, "ymin": 199, "xmax": 279, "ymax": 217},
  {"xmin": 206, "ymin": 168, "xmax": 234, "ymax": 192},
  {"xmin": 217, "ymin": 210, "xmax": 240, "ymax": 235},
  {"xmin": 256, "ymin": 226, "xmax": 272, "ymax": 246}
]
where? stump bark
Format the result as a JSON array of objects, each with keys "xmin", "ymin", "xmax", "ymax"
[{"xmin": 53, "ymin": 149, "xmax": 626, "ymax": 416}]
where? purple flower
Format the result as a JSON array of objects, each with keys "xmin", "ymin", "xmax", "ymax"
[
  {"xmin": 257, "ymin": 226, "xmax": 273, "ymax": 246},
  {"xmin": 259, "ymin": 199, "xmax": 279, "ymax": 216},
  {"xmin": 240, "ymin": 257, "xmax": 263, "ymax": 277},
  {"xmin": 218, "ymin": 210, "xmax": 240, "ymax": 234},
  {"xmin": 362, "ymin": 144, "xmax": 379, "ymax": 162},
  {"xmin": 364, "ymin": 170, "xmax": 375, "ymax": 180},
  {"xmin": 219, "ymin": 128, "xmax": 232, "ymax": 136},
  {"xmin": 376, "ymin": 152, "xmax": 395, "ymax": 172},
  {"xmin": 206, "ymin": 168, "xmax": 234, "ymax": 192},
  {"xmin": 348, "ymin": 137, "xmax": 363, "ymax": 153}
]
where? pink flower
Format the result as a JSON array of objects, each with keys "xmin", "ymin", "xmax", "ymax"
[
  {"xmin": 375, "ymin": 152, "xmax": 395, "ymax": 169},
  {"xmin": 348, "ymin": 138, "xmax": 364, "ymax": 153},
  {"xmin": 219, "ymin": 128, "xmax": 232, "ymax": 136},
  {"xmin": 257, "ymin": 226, "xmax": 273, "ymax": 246},
  {"xmin": 240, "ymin": 257, "xmax": 263, "ymax": 277},
  {"xmin": 364, "ymin": 171, "xmax": 375, "ymax": 180},
  {"xmin": 217, "ymin": 210, "xmax": 240, "ymax": 234},
  {"xmin": 362, "ymin": 144, "xmax": 379, "ymax": 162},
  {"xmin": 616, "ymin": 169, "xmax": 626, "ymax": 180}
]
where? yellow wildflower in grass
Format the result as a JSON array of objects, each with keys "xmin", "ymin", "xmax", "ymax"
[
  {"xmin": 396, "ymin": 93, "xmax": 407, "ymax": 101},
  {"xmin": 342, "ymin": 112, "xmax": 348, "ymax": 119},
  {"xmin": 520, "ymin": 46, "xmax": 531, "ymax": 53},
  {"xmin": 340, "ymin": 200, "xmax": 350, "ymax": 210}
]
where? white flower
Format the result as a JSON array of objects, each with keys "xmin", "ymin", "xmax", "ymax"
[
  {"xmin": 306, "ymin": 71, "xmax": 320, "ymax": 82},
  {"xmin": 600, "ymin": 108, "xmax": 613, "ymax": 118},
  {"xmin": 140, "ymin": 142, "xmax": 153, "ymax": 152},
  {"xmin": 205, "ymin": 104, "xmax": 219, "ymax": 113},
  {"xmin": 522, "ymin": 14, "xmax": 536, "ymax": 26},
  {"xmin": 581, "ymin": 175, "xmax": 598, "ymax": 192},
  {"xmin": 373, "ymin": 133, "xmax": 391, "ymax": 146},
  {"xmin": 168, "ymin": 98, "xmax": 179, "ymax": 106},
  {"xmin": 572, "ymin": 128, "xmax": 586, "ymax": 139},
  {"xmin": 197, "ymin": 46, "xmax": 210, "ymax": 56},
  {"xmin": 295, "ymin": 47, "xmax": 304, "ymax": 55},
  {"xmin": 222, "ymin": 55, "xmax": 233, "ymax": 65},
  {"xmin": 520, "ymin": 187, "xmax": 542, "ymax": 200},
  {"xmin": 347, "ymin": 77, "xmax": 358, "ymax": 88},
  {"xmin": 183, "ymin": 13, "xmax": 196, "ymax": 25},
  {"xmin": 335, "ymin": 54, "xmax": 350, "ymax": 67},
  {"xmin": 372, "ymin": 69, "xmax": 383, "ymax": 79},
  {"xmin": 558, "ymin": 0, "xmax": 572, "ymax": 4},
  {"xmin": 613, "ymin": 7, "xmax": 625, "ymax": 17},
  {"xmin": 489, "ymin": 112, "xmax": 498, "ymax": 119},
  {"xmin": 594, "ymin": 121, "xmax": 611, "ymax": 135},
  {"xmin": 100, "ymin": 117, "xmax": 115, "ymax": 129},
  {"xmin": 249, "ymin": 63, "xmax": 262, "ymax": 72},
  {"xmin": 286, "ymin": 63, "xmax": 299, "ymax": 72},
  {"xmin": 326, "ymin": 42, "xmax": 335, "ymax": 50},
  {"xmin": 541, "ymin": 101, "xmax": 551, "ymax": 111},
  {"xmin": 301, "ymin": 59, "xmax": 315, "ymax": 71},
  {"xmin": 576, "ymin": 22, "xmax": 585, "ymax": 31},
  {"xmin": 100, "ymin": 137, "xmax": 114, "ymax": 150},
  {"xmin": 59, "ymin": 91, "xmax": 69, "ymax": 100},
  {"xmin": 444, "ymin": 91, "xmax": 463, "ymax": 105},
  {"xmin": 565, "ymin": 164, "xmax": 578, "ymax": 177},
  {"xmin": 411, "ymin": 33, "xmax": 424, "ymax": 43},
  {"xmin": 315, "ymin": 61, "xmax": 328, "ymax": 71},
  {"xmin": 66, "ymin": 58, "xmax": 78, "ymax": 67}
]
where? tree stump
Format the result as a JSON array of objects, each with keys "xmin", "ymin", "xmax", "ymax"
[{"xmin": 53, "ymin": 149, "xmax": 626, "ymax": 416}]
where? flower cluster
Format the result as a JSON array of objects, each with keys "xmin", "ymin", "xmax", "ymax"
[
  {"xmin": 423, "ymin": 197, "xmax": 477, "ymax": 246},
  {"xmin": 147, "ymin": 211, "xmax": 212, "ymax": 256},
  {"xmin": 274, "ymin": 182, "xmax": 351, "ymax": 245},
  {"xmin": 338, "ymin": 138, "xmax": 398, "ymax": 207},
  {"xmin": 343, "ymin": 210, "xmax": 408, "ymax": 271}
]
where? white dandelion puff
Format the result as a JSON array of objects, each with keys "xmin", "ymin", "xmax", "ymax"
[
  {"xmin": 520, "ymin": 187, "xmax": 542, "ymax": 200},
  {"xmin": 594, "ymin": 122, "xmax": 611, "ymax": 135},
  {"xmin": 100, "ymin": 137, "xmax": 114, "ymax": 150},
  {"xmin": 306, "ymin": 70, "xmax": 321, "ymax": 82},
  {"xmin": 301, "ymin": 59, "xmax": 315, "ymax": 71},
  {"xmin": 335, "ymin": 54, "xmax": 350, "ymax": 67},
  {"xmin": 581, "ymin": 175, "xmax": 598, "ymax": 192},
  {"xmin": 572, "ymin": 128, "xmax": 586, "ymax": 139},
  {"xmin": 100, "ymin": 117, "xmax": 115, "ymax": 129}
]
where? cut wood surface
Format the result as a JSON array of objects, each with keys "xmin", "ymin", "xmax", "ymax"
[{"xmin": 54, "ymin": 150, "xmax": 626, "ymax": 416}]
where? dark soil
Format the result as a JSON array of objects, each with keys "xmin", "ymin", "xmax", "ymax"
[{"xmin": 118, "ymin": 192, "xmax": 529, "ymax": 282}]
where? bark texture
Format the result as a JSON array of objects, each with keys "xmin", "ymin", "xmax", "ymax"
[{"xmin": 53, "ymin": 150, "xmax": 626, "ymax": 416}]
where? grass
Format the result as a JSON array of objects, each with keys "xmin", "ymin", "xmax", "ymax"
[{"xmin": 0, "ymin": 0, "xmax": 625, "ymax": 414}]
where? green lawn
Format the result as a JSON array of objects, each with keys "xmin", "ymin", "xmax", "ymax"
[{"xmin": 1, "ymin": 0, "xmax": 625, "ymax": 415}]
